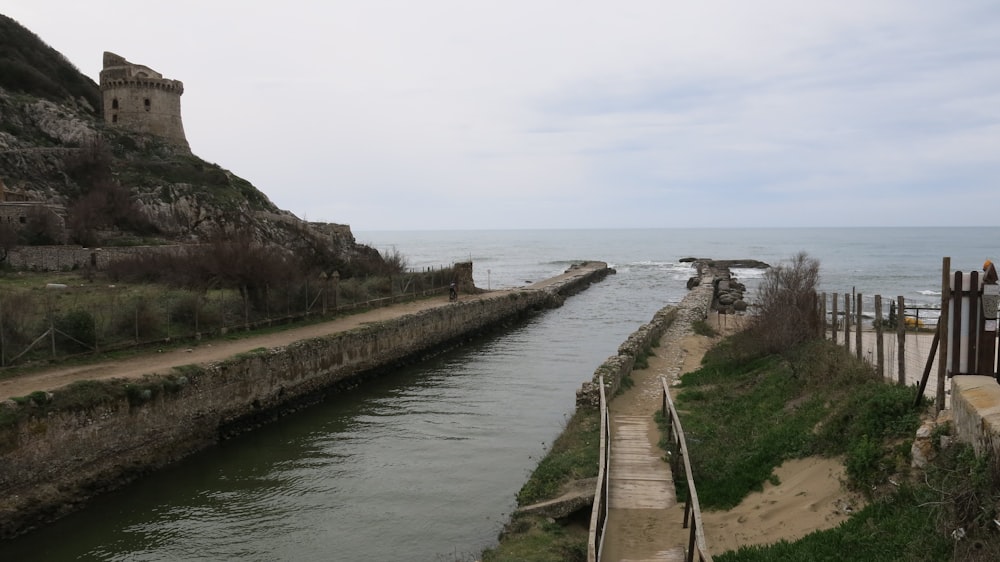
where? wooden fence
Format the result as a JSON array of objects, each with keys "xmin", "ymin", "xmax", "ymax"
[
  {"xmin": 819, "ymin": 291, "xmax": 944, "ymax": 406},
  {"xmin": 820, "ymin": 256, "xmax": 1000, "ymax": 413},
  {"xmin": 587, "ymin": 376, "xmax": 611, "ymax": 561},
  {"xmin": 660, "ymin": 376, "xmax": 712, "ymax": 562}
]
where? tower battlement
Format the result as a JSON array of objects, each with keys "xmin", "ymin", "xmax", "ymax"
[{"xmin": 100, "ymin": 51, "xmax": 189, "ymax": 150}]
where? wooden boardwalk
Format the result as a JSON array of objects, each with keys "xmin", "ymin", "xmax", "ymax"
[{"xmin": 602, "ymin": 415, "xmax": 686, "ymax": 562}]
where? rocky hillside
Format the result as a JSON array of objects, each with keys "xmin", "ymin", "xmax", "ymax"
[{"xmin": 0, "ymin": 14, "xmax": 377, "ymax": 264}]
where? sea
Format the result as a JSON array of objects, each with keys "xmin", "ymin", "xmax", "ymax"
[
  {"xmin": 360, "ymin": 227, "xmax": 998, "ymax": 324},
  {"xmin": 2, "ymin": 227, "xmax": 995, "ymax": 561}
]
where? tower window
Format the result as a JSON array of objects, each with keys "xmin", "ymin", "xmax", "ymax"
[
  {"xmin": 112, "ymin": 98, "xmax": 119, "ymax": 109},
  {"xmin": 144, "ymin": 98, "xmax": 151, "ymax": 111},
  {"xmin": 112, "ymin": 114, "xmax": 118, "ymax": 123}
]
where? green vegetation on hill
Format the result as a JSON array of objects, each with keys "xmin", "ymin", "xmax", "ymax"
[{"xmin": 0, "ymin": 14, "xmax": 100, "ymax": 110}]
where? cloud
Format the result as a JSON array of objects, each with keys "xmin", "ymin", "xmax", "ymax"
[{"xmin": 5, "ymin": 1, "xmax": 1000, "ymax": 229}]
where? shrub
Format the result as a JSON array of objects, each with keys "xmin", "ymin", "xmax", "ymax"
[
  {"xmin": 845, "ymin": 434, "xmax": 882, "ymax": 490},
  {"xmin": 54, "ymin": 309, "xmax": 96, "ymax": 352},
  {"xmin": 170, "ymin": 294, "xmax": 201, "ymax": 326},
  {"xmin": 115, "ymin": 297, "xmax": 162, "ymax": 341},
  {"xmin": 743, "ymin": 252, "xmax": 820, "ymax": 357},
  {"xmin": 19, "ymin": 205, "xmax": 63, "ymax": 245},
  {"xmin": 49, "ymin": 379, "xmax": 125, "ymax": 412},
  {"xmin": 0, "ymin": 293, "xmax": 35, "ymax": 353},
  {"xmin": 379, "ymin": 247, "xmax": 408, "ymax": 275},
  {"xmin": 692, "ymin": 319, "xmax": 718, "ymax": 337}
]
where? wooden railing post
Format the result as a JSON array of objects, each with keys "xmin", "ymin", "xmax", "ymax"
[{"xmin": 687, "ymin": 520, "xmax": 697, "ymax": 562}]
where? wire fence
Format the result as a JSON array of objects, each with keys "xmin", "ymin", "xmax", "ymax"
[{"xmin": 0, "ymin": 267, "xmax": 458, "ymax": 367}]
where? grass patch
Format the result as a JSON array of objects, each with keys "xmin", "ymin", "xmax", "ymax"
[
  {"xmin": 633, "ymin": 345, "xmax": 654, "ymax": 370},
  {"xmin": 482, "ymin": 512, "xmax": 587, "ymax": 562},
  {"xmin": 692, "ymin": 319, "xmax": 718, "ymax": 337},
  {"xmin": 674, "ymin": 338, "xmax": 922, "ymax": 509},
  {"xmin": 233, "ymin": 347, "xmax": 269, "ymax": 361}
]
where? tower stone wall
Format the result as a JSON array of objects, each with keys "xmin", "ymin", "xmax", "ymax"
[{"xmin": 99, "ymin": 52, "xmax": 189, "ymax": 150}]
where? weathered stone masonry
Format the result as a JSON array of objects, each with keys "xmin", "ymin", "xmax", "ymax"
[
  {"xmin": 100, "ymin": 51, "xmax": 189, "ymax": 151},
  {"xmin": 0, "ymin": 262, "xmax": 611, "ymax": 538},
  {"xmin": 576, "ymin": 266, "xmax": 714, "ymax": 408}
]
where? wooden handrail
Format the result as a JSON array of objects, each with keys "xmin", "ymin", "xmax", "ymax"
[
  {"xmin": 587, "ymin": 376, "xmax": 611, "ymax": 562},
  {"xmin": 660, "ymin": 376, "xmax": 713, "ymax": 562}
]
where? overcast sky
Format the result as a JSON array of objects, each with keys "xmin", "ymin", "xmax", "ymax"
[{"xmin": 5, "ymin": 1, "xmax": 1000, "ymax": 230}]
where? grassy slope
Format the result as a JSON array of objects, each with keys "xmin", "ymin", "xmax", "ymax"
[{"xmin": 675, "ymin": 335, "xmax": 1000, "ymax": 561}]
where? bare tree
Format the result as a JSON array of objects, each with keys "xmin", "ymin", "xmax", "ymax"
[
  {"xmin": 747, "ymin": 251, "xmax": 821, "ymax": 354},
  {"xmin": 20, "ymin": 205, "xmax": 63, "ymax": 245},
  {"xmin": 379, "ymin": 246, "xmax": 408, "ymax": 275}
]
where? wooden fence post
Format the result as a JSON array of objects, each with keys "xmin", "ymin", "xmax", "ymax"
[
  {"xmin": 938, "ymin": 258, "xmax": 950, "ymax": 412},
  {"xmin": 875, "ymin": 294, "xmax": 884, "ymax": 379},
  {"xmin": 832, "ymin": 293, "xmax": 839, "ymax": 345},
  {"xmin": 897, "ymin": 296, "xmax": 906, "ymax": 385},
  {"xmin": 819, "ymin": 292, "xmax": 827, "ymax": 338},
  {"xmin": 856, "ymin": 294, "xmax": 863, "ymax": 360},
  {"xmin": 844, "ymin": 292, "xmax": 852, "ymax": 355}
]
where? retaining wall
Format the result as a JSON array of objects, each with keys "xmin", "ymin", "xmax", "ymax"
[
  {"xmin": 7, "ymin": 244, "xmax": 184, "ymax": 271},
  {"xmin": 0, "ymin": 262, "xmax": 611, "ymax": 538},
  {"xmin": 950, "ymin": 376, "xmax": 1000, "ymax": 458}
]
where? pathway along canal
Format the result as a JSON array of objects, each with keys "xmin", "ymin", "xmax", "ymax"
[{"xmin": 2, "ymin": 264, "xmax": 688, "ymax": 561}]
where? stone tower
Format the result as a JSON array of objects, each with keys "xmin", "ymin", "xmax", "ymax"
[{"xmin": 99, "ymin": 52, "xmax": 189, "ymax": 150}]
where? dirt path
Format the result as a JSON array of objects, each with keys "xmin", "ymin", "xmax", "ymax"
[{"xmin": 0, "ymin": 291, "xmax": 504, "ymax": 402}]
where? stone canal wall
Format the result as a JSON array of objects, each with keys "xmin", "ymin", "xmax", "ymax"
[
  {"xmin": 576, "ymin": 266, "xmax": 714, "ymax": 408},
  {"xmin": 0, "ymin": 262, "xmax": 612, "ymax": 538}
]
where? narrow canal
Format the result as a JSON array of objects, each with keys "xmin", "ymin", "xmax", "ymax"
[{"xmin": 2, "ymin": 263, "xmax": 692, "ymax": 561}]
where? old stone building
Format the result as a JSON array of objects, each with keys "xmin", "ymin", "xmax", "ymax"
[
  {"xmin": 0, "ymin": 177, "xmax": 67, "ymax": 242},
  {"xmin": 99, "ymin": 51, "xmax": 189, "ymax": 150}
]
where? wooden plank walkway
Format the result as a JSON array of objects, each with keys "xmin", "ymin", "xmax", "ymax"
[{"xmin": 603, "ymin": 415, "xmax": 685, "ymax": 562}]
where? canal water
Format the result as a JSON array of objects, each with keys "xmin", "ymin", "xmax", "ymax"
[{"xmin": 3, "ymin": 260, "xmax": 694, "ymax": 561}]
